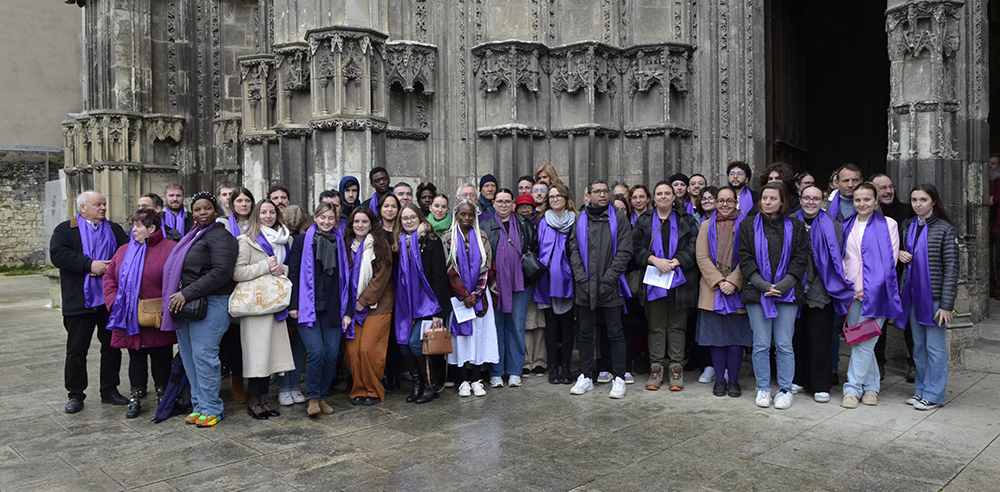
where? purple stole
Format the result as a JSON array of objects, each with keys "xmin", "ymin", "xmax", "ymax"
[
  {"xmin": 77, "ymin": 214, "xmax": 118, "ymax": 309},
  {"xmin": 753, "ymin": 214, "xmax": 795, "ymax": 319},
  {"xmin": 346, "ymin": 236, "xmax": 370, "ymax": 339},
  {"xmin": 452, "ymin": 227, "xmax": 483, "ymax": 336},
  {"xmin": 161, "ymin": 223, "xmax": 217, "ymax": 331},
  {"xmin": 630, "ymin": 211, "xmax": 640, "ymax": 227},
  {"xmin": 254, "ymin": 232, "xmax": 290, "ymax": 321},
  {"xmin": 896, "ymin": 218, "xmax": 935, "ymax": 329},
  {"xmin": 706, "ymin": 211, "xmax": 744, "ymax": 314},
  {"xmin": 227, "ymin": 214, "xmax": 241, "ymax": 237},
  {"xmin": 533, "ymin": 217, "xmax": 573, "ymax": 304},
  {"xmin": 794, "ymin": 210, "xmax": 854, "ymax": 316},
  {"xmin": 494, "ymin": 215, "xmax": 525, "ymax": 313},
  {"xmin": 647, "ymin": 211, "xmax": 686, "ymax": 301},
  {"xmin": 394, "ymin": 231, "xmax": 442, "ymax": 342},
  {"xmin": 685, "ymin": 200, "xmax": 695, "ymax": 216},
  {"xmin": 296, "ymin": 225, "xmax": 350, "ymax": 329},
  {"xmin": 164, "ymin": 208, "xmax": 187, "ymax": 235},
  {"xmin": 842, "ymin": 212, "xmax": 903, "ymax": 320},
  {"xmin": 576, "ymin": 205, "xmax": 631, "ymax": 302},
  {"xmin": 107, "ymin": 237, "xmax": 147, "ymax": 336},
  {"xmin": 737, "ymin": 187, "xmax": 754, "ymax": 217}
]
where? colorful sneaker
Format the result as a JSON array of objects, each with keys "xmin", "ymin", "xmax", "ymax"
[
  {"xmin": 195, "ymin": 413, "xmax": 224, "ymax": 427},
  {"xmin": 668, "ymin": 364, "xmax": 684, "ymax": 391},
  {"xmin": 185, "ymin": 412, "xmax": 202, "ymax": 424},
  {"xmin": 646, "ymin": 365, "xmax": 663, "ymax": 391}
]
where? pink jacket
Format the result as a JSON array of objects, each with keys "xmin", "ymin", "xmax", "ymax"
[{"xmin": 103, "ymin": 229, "xmax": 178, "ymax": 350}]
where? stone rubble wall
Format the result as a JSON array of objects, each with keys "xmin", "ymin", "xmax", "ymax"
[{"xmin": 0, "ymin": 151, "xmax": 55, "ymax": 268}]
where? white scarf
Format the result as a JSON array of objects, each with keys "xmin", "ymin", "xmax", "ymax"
[
  {"xmin": 352, "ymin": 233, "xmax": 378, "ymax": 310},
  {"xmin": 261, "ymin": 224, "xmax": 290, "ymax": 265}
]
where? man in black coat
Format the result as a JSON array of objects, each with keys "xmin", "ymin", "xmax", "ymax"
[
  {"xmin": 160, "ymin": 184, "xmax": 193, "ymax": 241},
  {"xmin": 50, "ymin": 191, "xmax": 130, "ymax": 413}
]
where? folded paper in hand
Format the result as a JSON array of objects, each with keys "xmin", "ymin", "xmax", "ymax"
[
  {"xmin": 643, "ymin": 265, "xmax": 674, "ymax": 289},
  {"xmin": 450, "ymin": 297, "xmax": 476, "ymax": 324}
]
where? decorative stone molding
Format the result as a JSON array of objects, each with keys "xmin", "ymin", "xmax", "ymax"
[
  {"xmin": 240, "ymin": 132, "xmax": 279, "ymax": 144},
  {"xmin": 386, "ymin": 127, "xmax": 431, "ymax": 140},
  {"xmin": 550, "ymin": 124, "xmax": 620, "ymax": 138},
  {"xmin": 886, "ymin": 1, "xmax": 963, "ymax": 60},
  {"xmin": 384, "ymin": 41, "xmax": 438, "ymax": 94},
  {"xmin": 620, "ymin": 43, "xmax": 694, "ymax": 97},
  {"xmin": 273, "ymin": 126, "xmax": 312, "ymax": 138},
  {"xmin": 471, "ymin": 41, "xmax": 547, "ymax": 94},
  {"xmin": 476, "ymin": 124, "xmax": 547, "ymax": 138},
  {"xmin": 310, "ymin": 117, "xmax": 388, "ymax": 132},
  {"xmin": 145, "ymin": 115, "xmax": 185, "ymax": 143},
  {"xmin": 240, "ymin": 55, "xmax": 277, "ymax": 133},
  {"xmin": 306, "ymin": 27, "xmax": 387, "ymax": 118},
  {"xmin": 61, "ymin": 111, "xmax": 186, "ymax": 171},
  {"xmin": 547, "ymin": 42, "xmax": 618, "ymax": 97},
  {"xmin": 275, "ymin": 44, "xmax": 310, "ymax": 92},
  {"xmin": 623, "ymin": 125, "xmax": 693, "ymax": 138}
]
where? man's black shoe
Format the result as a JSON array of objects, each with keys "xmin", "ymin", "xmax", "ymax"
[
  {"xmin": 65, "ymin": 398, "xmax": 84, "ymax": 413},
  {"xmin": 101, "ymin": 392, "xmax": 129, "ymax": 405}
]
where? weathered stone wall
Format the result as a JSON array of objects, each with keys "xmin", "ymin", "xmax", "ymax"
[{"xmin": 0, "ymin": 152, "xmax": 56, "ymax": 268}]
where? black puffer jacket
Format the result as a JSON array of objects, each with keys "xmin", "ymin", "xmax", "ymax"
[
  {"xmin": 898, "ymin": 214, "xmax": 959, "ymax": 312},
  {"xmin": 738, "ymin": 213, "xmax": 811, "ymax": 305},
  {"xmin": 179, "ymin": 224, "xmax": 238, "ymax": 300},
  {"xmin": 631, "ymin": 208, "xmax": 700, "ymax": 309}
]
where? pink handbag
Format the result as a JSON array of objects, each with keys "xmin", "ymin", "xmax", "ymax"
[{"xmin": 843, "ymin": 318, "xmax": 882, "ymax": 345}]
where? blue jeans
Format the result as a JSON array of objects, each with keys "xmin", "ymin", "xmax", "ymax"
[
  {"xmin": 276, "ymin": 329, "xmax": 305, "ymax": 393},
  {"xmin": 746, "ymin": 302, "xmax": 797, "ymax": 392},
  {"xmin": 176, "ymin": 295, "xmax": 231, "ymax": 416},
  {"xmin": 843, "ymin": 300, "xmax": 885, "ymax": 397},
  {"xmin": 297, "ymin": 315, "xmax": 342, "ymax": 400},
  {"xmin": 399, "ymin": 320, "xmax": 424, "ymax": 356},
  {"xmin": 490, "ymin": 287, "xmax": 532, "ymax": 377},
  {"xmin": 910, "ymin": 301, "xmax": 947, "ymax": 404}
]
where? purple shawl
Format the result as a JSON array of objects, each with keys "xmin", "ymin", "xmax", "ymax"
[
  {"xmin": 738, "ymin": 187, "xmax": 754, "ymax": 217},
  {"xmin": 795, "ymin": 209, "xmax": 855, "ymax": 316},
  {"xmin": 685, "ymin": 200, "xmax": 695, "ymax": 216},
  {"xmin": 533, "ymin": 217, "xmax": 574, "ymax": 303},
  {"xmin": 254, "ymin": 232, "xmax": 290, "ymax": 321},
  {"xmin": 494, "ymin": 215, "xmax": 525, "ymax": 313},
  {"xmin": 227, "ymin": 214, "xmax": 241, "ymax": 237},
  {"xmin": 896, "ymin": 217, "xmax": 935, "ymax": 329},
  {"xmin": 842, "ymin": 212, "xmax": 903, "ymax": 320},
  {"xmin": 576, "ymin": 204, "xmax": 631, "ymax": 300},
  {"xmin": 647, "ymin": 211, "xmax": 686, "ymax": 301},
  {"xmin": 77, "ymin": 214, "xmax": 118, "ymax": 308},
  {"xmin": 346, "ymin": 236, "xmax": 369, "ymax": 339},
  {"xmin": 367, "ymin": 193, "xmax": 382, "ymax": 214},
  {"xmin": 707, "ymin": 210, "xmax": 744, "ymax": 314},
  {"xmin": 106, "ymin": 238, "xmax": 147, "ymax": 336},
  {"xmin": 296, "ymin": 225, "xmax": 350, "ymax": 329},
  {"xmin": 452, "ymin": 227, "xmax": 483, "ymax": 336},
  {"xmin": 164, "ymin": 208, "xmax": 187, "ymax": 235},
  {"xmin": 161, "ymin": 223, "xmax": 217, "ymax": 331},
  {"xmin": 630, "ymin": 211, "xmax": 640, "ymax": 227},
  {"xmin": 395, "ymin": 231, "xmax": 442, "ymax": 341},
  {"xmin": 754, "ymin": 214, "xmax": 795, "ymax": 319}
]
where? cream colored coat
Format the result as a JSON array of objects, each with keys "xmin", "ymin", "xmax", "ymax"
[
  {"xmin": 695, "ymin": 220, "xmax": 747, "ymax": 314},
  {"xmin": 233, "ymin": 235, "xmax": 296, "ymax": 378}
]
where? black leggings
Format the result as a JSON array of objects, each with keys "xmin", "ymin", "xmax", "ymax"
[
  {"xmin": 458, "ymin": 364, "xmax": 483, "ymax": 383},
  {"xmin": 246, "ymin": 377, "xmax": 270, "ymax": 396},
  {"xmin": 543, "ymin": 308, "xmax": 574, "ymax": 368},
  {"xmin": 127, "ymin": 346, "xmax": 173, "ymax": 390}
]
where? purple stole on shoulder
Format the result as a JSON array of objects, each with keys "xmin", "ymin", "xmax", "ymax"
[
  {"xmin": 452, "ymin": 228, "xmax": 483, "ymax": 336},
  {"xmin": 533, "ymin": 217, "xmax": 573, "ymax": 304},
  {"xmin": 493, "ymin": 215, "xmax": 525, "ymax": 313},
  {"xmin": 395, "ymin": 231, "xmax": 442, "ymax": 342},
  {"xmin": 77, "ymin": 214, "xmax": 118, "ymax": 308},
  {"xmin": 685, "ymin": 200, "xmax": 695, "ymax": 216},
  {"xmin": 346, "ymin": 236, "xmax": 369, "ymax": 339},
  {"xmin": 164, "ymin": 208, "xmax": 186, "ymax": 235},
  {"xmin": 842, "ymin": 212, "xmax": 903, "ymax": 320},
  {"xmin": 298, "ymin": 225, "xmax": 350, "ymax": 330},
  {"xmin": 647, "ymin": 212, "xmax": 686, "ymax": 302},
  {"xmin": 794, "ymin": 209, "xmax": 855, "ymax": 317},
  {"xmin": 367, "ymin": 193, "xmax": 380, "ymax": 214},
  {"xmin": 107, "ymin": 238, "xmax": 147, "ymax": 336},
  {"xmin": 227, "ymin": 214, "xmax": 241, "ymax": 237},
  {"xmin": 753, "ymin": 214, "xmax": 795, "ymax": 319},
  {"xmin": 737, "ymin": 187, "xmax": 754, "ymax": 217},
  {"xmin": 161, "ymin": 223, "xmax": 216, "ymax": 331},
  {"xmin": 576, "ymin": 205, "xmax": 631, "ymax": 303},
  {"xmin": 706, "ymin": 211, "xmax": 744, "ymax": 314},
  {"xmin": 254, "ymin": 232, "xmax": 290, "ymax": 321},
  {"xmin": 896, "ymin": 218, "xmax": 935, "ymax": 329}
]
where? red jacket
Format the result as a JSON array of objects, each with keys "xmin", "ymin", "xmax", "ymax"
[{"xmin": 103, "ymin": 229, "xmax": 179, "ymax": 350}]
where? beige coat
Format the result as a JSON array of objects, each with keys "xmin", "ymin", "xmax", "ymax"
[
  {"xmin": 695, "ymin": 220, "xmax": 747, "ymax": 314},
  {"xmin": 233, "ymin": 235, "xmax": 296, "ymax": 378}
]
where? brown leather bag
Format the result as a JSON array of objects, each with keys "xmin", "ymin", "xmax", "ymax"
[
  {"xmin": 137, "ymin": 298, "xmax": 163, "ymax": 329},
  {"xmin": 422, "ymin": 319, "xmax": 453, "ymax": 355}
]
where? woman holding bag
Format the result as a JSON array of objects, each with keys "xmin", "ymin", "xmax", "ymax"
[
  {"xmin": 897, "ymin": 184, "xmax": 958, "ymax": 411},
  {"xmin": 840, "ymin": 182, "xmax": 902, "ymax": 409},
  {"xmin": 232, "ymin": 199, "xmax": 296, "ymax": 420}
]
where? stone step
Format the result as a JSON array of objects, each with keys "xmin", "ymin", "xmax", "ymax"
[
  {"xmin": 961, "ymin": 338, "xmax": 1000, "ymax": 374},
  {"xmin": 979, "ymin": 321, "xmax": 1000, "ymax": 342}
]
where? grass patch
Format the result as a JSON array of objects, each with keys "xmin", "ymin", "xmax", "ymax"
[{"xmin": 0, "ymin": 264, "xmax": 53, "ymax": 276}]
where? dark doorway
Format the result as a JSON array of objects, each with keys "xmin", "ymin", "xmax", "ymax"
[
  {"xmin": 765, "ymin": 1, "xmax": 891, "ymax": 187},
  {"xmin": 990, "ymin": 1, "xmax": 1000, "ymax": 154}
]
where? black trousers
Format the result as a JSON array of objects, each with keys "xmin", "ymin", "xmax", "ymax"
[
  {"xmin": 793, "ymin": 303, "xmax": 834, "ymax": 393},
  {"xmin": 246, "ymin": 377, "xmax": 270, "ymax": 396},
  {"xmin": 64, "ymin": 311, "xmax": 122, "ymax": 401},
  {"xmin": 220, "ymin": 322, "xmax": 243, "ymax": 376},
  {"xmin": 127, "ymin": 346, "xmax": 173, "ymax": 391},
  {"xmin": 543, "ymin": 308, "xmax": 575, "ymax": 369},
  {"xmin": 581, "ymin": 306, "xmax": 626, "ymax": 380}
]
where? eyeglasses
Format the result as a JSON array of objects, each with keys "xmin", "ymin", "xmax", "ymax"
[
  {"xmin": 701, "ymin": 197, "xmax": 716, "ymax": 203},
  {"xmin": 728, "ymin": 172, "xmax": 746, "ymax": 177},
  {"xmin": 591, "ymin": 189, "xmax": 610, "ymax": 195},
  {"xmin": 532, "ymin": 189, "xmax": 547, "ymax": 194},
  {"xmin": 801, "ymin": 196, "xmax": 823, "ymax": 203},
  {"xmin": 548, "ymin": 194, "xmax": 563, "ymax": 200},
  {"xmin": 494, "ymin": 200, "xmax": 513, "ymax": 206},
  {"xmin": 716, "ymin": 199, "xmax": 736, "ymax": 205}
]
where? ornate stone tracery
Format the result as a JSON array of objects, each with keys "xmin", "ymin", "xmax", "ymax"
[{"xmin": 384, "ymin": 42, "xmax": 438, "ymax": 94}]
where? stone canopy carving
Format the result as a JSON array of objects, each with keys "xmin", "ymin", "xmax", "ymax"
[
  {"xmin": 385, "ymin": 41, "xmax": 437, "ymax": 94},
  {"xmin": 62, "ymin": 112, "xmax": 185, "ymax": 172},
  {"xmin": 471, "ymin": 41, "xmax": 545, "ymax": 94},
  {"xmin": 886, "ymin": 1, "xmax": 963, "ymax": 60},
  {"xmin": 621, "ymin": 44, "xmax": 693, "ymax": 97},
  {"xmin": 547, "ymin": 42, "xmax": 618, "ymax": 97}
]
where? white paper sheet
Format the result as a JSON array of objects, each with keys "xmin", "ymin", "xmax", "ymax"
[
  {"xmin": 643, "ymin": 265, "xmax": 674, "ymax": 289},
  {"xmin": 417, "ymin": 319, "xmax": 434, "ymax": 340},
  {"xmin": 450, "ymin": 297, "xmax": 476, "ymax": 323}
]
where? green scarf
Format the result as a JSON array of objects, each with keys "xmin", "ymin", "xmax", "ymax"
[{"xmin": 428, "ymin": 213, "xmax": 453, "ymax": 236}]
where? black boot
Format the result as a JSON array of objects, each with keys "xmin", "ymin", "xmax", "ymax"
[
  {"xmin": 125, "ymin": 387, "xmax": 143, "ymax": 419},
  {"xmin": 155, "ymin": 386, "xmax": 166, "ymax": 407},
  {"xmin": 401, "ymin": 354, "xmax": 422, "ymax": 403},
  {"xmin": 415, "ymin": 355, "xmax": 436, "ymax": 404},
  {"xmin": 548, "ymin": 360, "xmax": 561, "ymax": 384},
  {"xmin": 561, "ymin": 363, "xmax": 573, "ymax": 384}
]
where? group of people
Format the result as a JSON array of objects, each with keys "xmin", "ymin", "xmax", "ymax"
[{"xmin": 50, "ymin": 160, "xmax": 957, "ymax": 427}]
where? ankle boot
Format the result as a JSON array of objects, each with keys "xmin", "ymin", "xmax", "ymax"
[
  {"xmin": 155, "ymin": 386, "xmax": 166, "ymax": 406},
  {"xmin": 415, "ymin": 356, "xmax": 436, "ymax": 404},
  {"xmin": 401, "ymin": 353, "xmax": 422, "ymax": 403},
  {"xmin": 125, "ymin": 387, "xmax": 143, "ymax": 419}
]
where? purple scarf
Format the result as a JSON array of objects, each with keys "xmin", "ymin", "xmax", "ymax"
[
  {"xmin": 107, "ymin": 237, "xmax": 147, "ymax": 336},
  {"xmin": 576, "ymin": 205, "xmax": 630, "ymax": 301},
  {"xmin": 164, "ymin": 208, "xmax": 187, "ymax": 235},
  {"xmin": 896, "ymin": 217, "xmax": 935, "ymax": 329},
  {"xmin": 346, "ymin": 236, "xmax": 370, "ymax": 339},
  {"xmin": 77, "ymin": 214, "xmax": 118, "ymax": 309},
  {"xmin": 738, "ymin": 187, "xmax": 754, "ymax": 217},
  {"xmin": 227, "ymin": 214, "xmax": 241, "ymax": 237},
  {"xmin": 533, "ymin": 217, "xmax": 574, "ymax": 304},
  {"xmin": 707, "ymin": 210, "xmax": 744, "ymax": 314},
  {"xmin": 254, "ymin": 231, "xmax": 290, "ymax": 321},
  {"xmin": 494, "ymin": 215, "xmax": 525, "ymax": 313},
  {"xmin": 842, "ymin": 212, "xmax": 903, "ymax": 320},
  {"xmin": 296, "ymin": 225, "xmax": 350, "ymax": 329},
  {"xmin": 395, "ymin": 231, "xmax": 442, "ymax": 341},
  {"xmin": 367, "ymin": 192, "xmax": 384, "ymax": 214},
  {"xmin": 630, "ymin": 211, "xmax": 640, "ymax": 227},
  {"xmin": 452, "ymin": 227, "xmax": 483, "ymax": 336},
  {"xmin": 795, "ymin": 209, "xmax": 854, "ymax": 316},
  {"xmin": 753, "ymin": 214, "xmax": 795, "ymax": 319},
  {"xmin": 685, "ymin": 200, "xmax": 695, "ymax": 216},
  {"xmin": 647, "ymin": 211, "xmax": 686, "ymax": 301},
  {"xmin": 161, "ymin": 223, "xmax": 217, "ymax": 331}
]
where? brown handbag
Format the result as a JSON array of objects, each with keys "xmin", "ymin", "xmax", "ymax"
[
  {"xmin": 137, "ymin": 298, "xmax": 163, "ymax": 329},
  {"xmin": 422, "ymin": 319, "xmax": 453, "ymax": 355}
]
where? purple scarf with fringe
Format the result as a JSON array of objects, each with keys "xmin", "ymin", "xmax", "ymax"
[
  {"xmin": 896, "ymin": 217, "xmax": 935, "ymax": 329},
  {"xmin": 533, "ymin": 217, "xmax": 574, "ymax": 303},
  {"xmin": 795, "ymin": 209, "xmax": 855, "ymax": 316},
  {"xmin": 452, "ymin": 227, "xmax": 483, "ymax": 336},
  {"xmin": 297, "ymin": 225, "xmax": 350, "ymax": 329},
  {"xmin": 842, "ymin": 212, "xmax": 903, "ymax": 320}
]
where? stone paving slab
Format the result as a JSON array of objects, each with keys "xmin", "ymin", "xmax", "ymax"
[{"xmin": 2, "ymin": 274, "xmax": 999, "ymax": 491}]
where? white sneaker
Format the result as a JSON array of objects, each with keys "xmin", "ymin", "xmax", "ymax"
[
  {"xmin": 570, "ymin": 374, "xmax": 594, "ymax": 395},
  {"xmin": 458, "ymin": 381, "xmax": 472, "ymax": 397},
  {"xmin": 277, "ymin": 391, "xmax": 294, "ymax": 406},
  {"xmin": 905, "ymin": 394, "xmax": 922, "ymax": 406},
  {"xmin": 508, "ymin": 375, "xmax": 522, "ymax": 387},
  {"xmin": 444, "ymin": 381, "xmax": 456, "ymax": 388},
  {"xmin": 489, "ymin": 376, "xmax": 504, "ymax": 388},
  {"xmin": 290, "ymin": 389, "xmax": 306, "ymax": 403},
  {"xmin": 698, "ymin": 367, "xmax": 716, "ymax": 383},
  {"xmin": 814, "ymin": 392, "xmax": 831, "ymax": 403},
  {"xmin": 471, "ymin": 380, "xmax": 486, "ymax": 397},
  {"xmin": 755, "ymin": 389, "xmax": 772, "ymax": 408},
  {"xmin": 914, "ymin": 398, "xmax": 941, "ymax": 411},
  {"xmin": 790, "ymin": 384, "xmax": 805, "ymax": 394},
  {"xmin": 773, "ymin": 390, "xmax": 793, "ymax": 409},
  {"xmin": 609, "ymin": 377, "xmax": 626, "ymax": 399},
  {"xmin": 624, "ymin": 372, "xmax": 635, "ymax": 384},
  {"xmin": 597, "ymin": 371, "xmax": 613, "ymax": 384}
]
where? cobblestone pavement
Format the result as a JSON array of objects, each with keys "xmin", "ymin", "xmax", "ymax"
[{"xmin": 1, "ymin": 274, "xmax": 998, "ymax": 491}]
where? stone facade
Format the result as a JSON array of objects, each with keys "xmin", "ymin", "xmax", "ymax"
[{"xmin": 0, "ymin": 152, "xmax": 55, "ymax": 268}]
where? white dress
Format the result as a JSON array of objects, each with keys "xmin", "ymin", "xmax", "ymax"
[{"xmin": 447, "ymin": 293, "xmax": 500, "ymax": 367}]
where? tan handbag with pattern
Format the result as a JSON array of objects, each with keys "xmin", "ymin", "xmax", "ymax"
[{"xmin": 228, "ymin": 275, "xmax": 292, "ymax": 317}]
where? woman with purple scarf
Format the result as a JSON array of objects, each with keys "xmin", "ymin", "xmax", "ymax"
[
  {"xmin": 223, "ymin": 187, "xmax": 255, "ymax": 237},
  {"xmin": 840, "ymin": 182, "xmax": 902, "ymax": 409},
  {"xmin": 162, "ymin": 192, "xmax": 238, "ymax": 428},
  {"xmin": 103, "ymin": 209, "xmax": 178, "ymax": 418},
  {"xmin": 442, "ymin": 200, "xmax": 499, "ymax": 397},
  {"xmin": 232, "ymin": 199, "xmax": 296, "ymax": 420},
  {"xmin": 394, "ymin": 204, "xmax": 453, "ymax": 404},
  {"xmin": 481, "ymin": 189, "xmax": 538, "ymax": 389},
  {"xmin": 897, "ymin": 184, "xmax": 957, "ymax": 411},
  {"xmin": 535, "ymin": 183, "xmax": 577, "ymax": 384},
  {"xmin": 738, "ymin": 182, "xmax": 811, "ymax": 410},
  {"xmin": 695, "ymin": 187, "xmax": 751, "ymax": 398}
]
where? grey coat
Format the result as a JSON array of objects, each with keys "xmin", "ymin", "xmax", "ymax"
[
  {"xmin": 568, "ymin": 205, "xmax": 633, "ymax": 310},
  {"xmin": 899, "ymin": 214, "xmax": 959, "ymax": 312}
]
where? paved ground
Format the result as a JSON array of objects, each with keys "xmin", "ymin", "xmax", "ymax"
[{"xmin": 1, "ymin": 274, "xmax": 999, "ymax": 491}]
